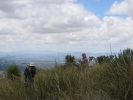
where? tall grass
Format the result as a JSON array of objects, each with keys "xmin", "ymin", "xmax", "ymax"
[
  {"xmin": 1, "ymin": 51, "xmax": 133, "ymax": 100},
  {"xmin": 0, "ymin": 65, "xmax": 113, "ymax": 100}
]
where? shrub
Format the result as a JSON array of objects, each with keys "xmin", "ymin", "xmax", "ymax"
[
  {"xmin": 65, "ymin": 55, "xmax": 75, "ymax": 66},
  {"xmin": 96, "ymin": 55, "xmax": 114, "ymax": 64},
  {"xmin": 6, "ymin": 64, "xmax": 21, "ymax": 80}
]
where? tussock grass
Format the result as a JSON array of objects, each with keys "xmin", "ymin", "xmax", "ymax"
[{"xmin": 0, "ymin": 59, "xmax": 133, "ymax": 100}]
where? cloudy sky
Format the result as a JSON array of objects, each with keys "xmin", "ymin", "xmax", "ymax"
[{"xmin": 0, "ymin": 0, "xmax": 133, "ymax": 53}]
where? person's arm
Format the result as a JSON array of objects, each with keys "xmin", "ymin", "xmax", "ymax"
[{"xmin": 80, "ymin": 58, "xmax": 88, "ymax": 64}]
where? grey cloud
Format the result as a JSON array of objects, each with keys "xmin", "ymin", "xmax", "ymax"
[
  {"xmin": 0, "ymin": 32, "xmax": 10, "ymax": 35},
  {"xmin": 0, "ymin": 3, "xmax": 15, "ymax": 12},
  {"xmin": 0, "ymin": 36, "xmax": 8, "ymax": 40},
  {"xmin": 0, "ymin": 0, "xmax": 76, "ymax": 4},
  {"xmin": 0, "ymin": 1, "xmax": 24, "ymax": 12},
  {"xmin": 0, "ymin": 2, "xmax": 25, "ymax": 19},
  {"xmin": 31, "ymin": 27, "xmax": 82, "ymax": 34},
  {"xmin": 28, "ymin": 0, "xmax": 76, "ymax": 4},
  {"xmin": 0, "ymin": 29, "xmax": 15, "ymax": 35},
  {"xmin": 0, "ymin": 0, "xmax": 76, "ymax": 19}
]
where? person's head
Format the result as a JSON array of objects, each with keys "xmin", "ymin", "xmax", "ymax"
[
  {"xmin": 81, "ymin": 53, "xmax": 86, "ymax": 58},
  {"xmin": 30, "ymin": 62, "xmax": 34, "ymax": 66},
  {"xmin": 89, "ymin": 56, "xmax": 94, "ymax": 61},
  {"xmin": 27, "ymin": 64, "xmax": 30, "ymax": 68}
]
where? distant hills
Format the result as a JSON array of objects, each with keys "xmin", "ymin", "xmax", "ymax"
[
  {"xmin": 0, "ymin": 50, "xmax": 118, "ymax": 63},
  {"xmin": 0, "ymin": 50, "xmax": 118, "ymax": 71}
]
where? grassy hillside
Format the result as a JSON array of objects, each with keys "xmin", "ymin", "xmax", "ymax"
[
  {"xmin": 0, "ymin": 63, "xmax": 127, "ymax": 100},
  {"xmin": 0, "ymin": 48, "xmax": 133, "ymax": 100},
  {"xmin": 0, "ymin": 65, "xmax": 113, "ymax": 100}
]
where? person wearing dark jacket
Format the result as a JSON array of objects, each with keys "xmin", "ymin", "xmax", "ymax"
[
  {"xmin": 30, "ymin": 66, "xmax": 36, "ymax": 78},
  {"xmin": 24, "ymin": 64, "xmax": 31, "ymax": 84},
  {"xmin": 24, "ymin": 64, "xmax": 36, "ymax": 85}
]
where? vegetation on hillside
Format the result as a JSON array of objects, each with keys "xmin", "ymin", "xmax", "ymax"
[
  {"xmin": 0, "ymin": 48, "xmax": 133, "ymax": 100},
  {"xmin": 65, "ymin": 54, "xmax": 75, "ymax": 66},
  {"xmin": 6, "ymin": 64, "xmax": 21, "ymax": 80}
]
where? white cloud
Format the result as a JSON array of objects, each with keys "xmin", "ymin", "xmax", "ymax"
[
  {"xmin": 98, "ymin": 16, "xmax": 133, "ymax": 50},
  {"xmin": 106, "ymin": 1, "xmax": 128, "ymax": 14},
  {"xmin": 107, "ymin": 0, "xmax": 133, "ymax": 19},
  {"xmin": 0, "ymin": 3, "xmax": 101, "ymax": 34},
  {"xmin": 0, "ymin": 0, "xmax": 133, "ymax": 53},
  {"xmin": 0, "ymin": 1, "xmax": 102, "ymax": 52}
]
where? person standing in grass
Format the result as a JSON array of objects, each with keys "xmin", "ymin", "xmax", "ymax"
[
  {"xmin": 29, "ymin": 63, "xmax": 36, "ymax": 82},
  {"xmin": 78, "ymin": 53, "xmax": 88, "ymax": 66},
  {"xmin": 24, "ymin": 64, "xmax": 31, "ymax": 85},
  {"xmin": 88, "ymin": 56, "xmax": 96, "ymax": 67},
  {"xmin": 24, "ymin": 63, "xmax": 36, "ymax": 86}
]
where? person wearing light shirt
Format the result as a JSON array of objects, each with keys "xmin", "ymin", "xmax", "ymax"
[{"xmin": 88, "ymin": 56, "xmax": 96, "ymax": 67}]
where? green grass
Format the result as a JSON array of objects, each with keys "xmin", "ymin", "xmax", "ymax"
[{"xmin": 0, "ymin": 59, "xmax": 133, "ymax": 100}]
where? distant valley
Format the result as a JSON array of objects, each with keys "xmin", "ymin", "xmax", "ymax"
[{"xmin": 0, "ymin": 50, "xmax": 113, "ymax": 71}]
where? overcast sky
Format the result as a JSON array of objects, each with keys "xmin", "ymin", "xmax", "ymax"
[{"xmin": 0, "ymin": 0, "xmax": 133, "ymax": 53}]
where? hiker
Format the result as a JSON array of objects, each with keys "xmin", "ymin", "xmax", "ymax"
[
  {"xmin": 30, "ymin": 63, "xmax": 36, "ymax": 81},
  {"xmin": 78, "ymin": 53, "xmax": 88, "ymax": 66},
  {"xmin": 88, "ymin": 56, "xmax": 96, "ymax": 67},
  {"xmin": 24, "ymin": 64, "xmax": 31, "ymax": 84},
  {"xmin": 24, "ymin": 63, "xmax": 36, "ymax": 85}
]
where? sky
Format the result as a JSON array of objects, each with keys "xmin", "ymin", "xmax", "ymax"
[{"xmin": 0, "ymin": 0, "xmax": 133, "ymax": 53}]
